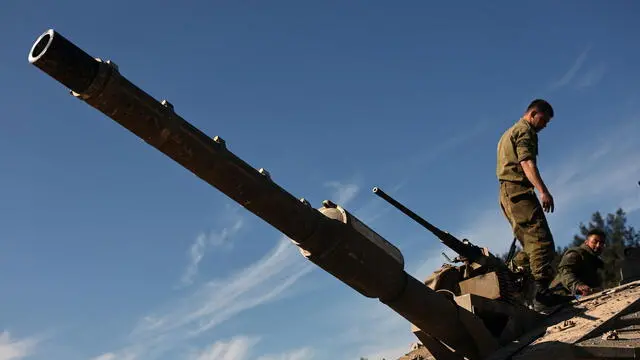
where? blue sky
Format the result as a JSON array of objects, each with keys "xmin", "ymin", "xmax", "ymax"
[{"xmin": 2, "ymin": 1, "xmax": 640, "ymax": 359}]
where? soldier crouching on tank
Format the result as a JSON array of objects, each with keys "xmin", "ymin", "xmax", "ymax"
[
  {"xmin": 496, "ymin": 99, "xmax": 559, "ymax": 312},
  {"xmin": 549, "ymin": 228, "xmax": 605, "ymax": 297}
]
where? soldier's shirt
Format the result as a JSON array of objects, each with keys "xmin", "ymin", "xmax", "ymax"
[
  {"xmin": 551, "ymin": 244, "xmax": 604, "ymax": 295},
  {"xmin": 496, "ymin": 117, "xmax": 538, "ymax": 186}
]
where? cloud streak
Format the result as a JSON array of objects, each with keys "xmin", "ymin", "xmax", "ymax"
[
  {"xmin": 574, "ymin": 63, "xmax": 607, "ymax": 89},
  {"xmin": 0, "ymin": 331, "xmax": 39, "ymax": 360},
  {"xmin": 90, "ymin": 353, "xmax": 117, "ymax": 360},
  {"xmin": 256, "ymin": 346, "xmax": 314, "ymax": 360},
  {"xmin": 153, "ymin": 239, "xmax": 309, "ymax": 342},
  {"xmin": 550, "ymin": 45, "xmax": 606, "ymax": 90},
  {"xmin": 188, "ymin": 336, "xmax": 258, "ymax": 360},
  {"xmin": 551, "ymin": 46, "xmax": 590, "ymax": 88},
  {"xmin": 344, "ymin": 306, "xmax": 417, "ymax": 360},
  {"xmin": 180, "ymin": 213, "xmax": 245, "ymax": 286},
  {"xmin": 90, "ymin": 234, "xmax": 313, "ymax": 360},
  {"xmin": 187, "ymin": 335, "xmax": 313, "ymax": 360},
  {"xmin": 324, "ymin": 181, "xmax": 360, "ymax": 205}
]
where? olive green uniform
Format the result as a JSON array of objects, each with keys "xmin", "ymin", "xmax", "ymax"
[
  {"xmin": 497, "ymin": 117, "xmax": 555, "ymax": 281},
  {"xmin": 550, "ymin": 244, "xmax": 603, "ymax": 295}
]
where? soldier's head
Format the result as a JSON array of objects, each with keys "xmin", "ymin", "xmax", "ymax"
[
  {"xmin": 524, "ymin": 99, "xmax": 554, "ymax": 132},
  {"xmin": 584, "ymin": 228, "xmax": 605, "ymax": 254}
]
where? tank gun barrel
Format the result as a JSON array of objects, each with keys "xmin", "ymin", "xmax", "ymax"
[
  {"xmin": 28, "ymin": 28, "xmax": 320, "ymax": 247},
  {"xmin": 28, "ymin": 29, "xmax": 497, "ymax": 360},
  {"xmin": 372, "ymin": 187, "xmax": 484, "ymax": 262}
]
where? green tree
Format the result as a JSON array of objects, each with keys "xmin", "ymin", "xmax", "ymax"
[{"xmin": 557, "ymin": 208, "xmax": 640, "ymax": 288}]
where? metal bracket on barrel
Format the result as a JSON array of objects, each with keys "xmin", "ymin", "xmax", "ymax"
[{"xmin": 70, "ymin": 58, "xmax": 118, "ymax": 100}]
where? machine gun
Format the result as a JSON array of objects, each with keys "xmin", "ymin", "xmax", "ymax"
[
  {"xmin": 373, "ymin": 186, "xmax": 487, "ymax": 264},
  {"xmin": 372, "ymin": 187, "xmax": 536, "ymax": 331},
  {"xmin": 27, "ymin": 29, "xmax": 549, "ymax": 359}
]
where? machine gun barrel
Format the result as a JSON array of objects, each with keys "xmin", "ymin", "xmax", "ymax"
[
  {"xmin": 28, "ymin": 29, "xmax": 497, "ymax": 359},
  {"xmin": 372, "ymin": 187, "xmax": 484, "ymax": 262}
]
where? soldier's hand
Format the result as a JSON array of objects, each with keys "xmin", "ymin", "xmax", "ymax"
[
  {"xmin": 576, "ymin": 284, "xmax": 592, "ymax": 296},
  {"xmin": 540, "ymin": 191, "xmax": 554, "ymax": 213}
]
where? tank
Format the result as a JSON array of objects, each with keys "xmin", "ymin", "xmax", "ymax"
[{"xmin": 27, "ymin": 29, "xmax": 640, "ymax": 360}]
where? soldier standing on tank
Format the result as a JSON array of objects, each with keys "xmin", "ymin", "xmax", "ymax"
[
  {"xmin": 549, "ymin": 228, "xmax": 605, "ymax": 297},
  {"xmin": 496, "ymin": 99, "xmax": 558, "ymax": 311}
]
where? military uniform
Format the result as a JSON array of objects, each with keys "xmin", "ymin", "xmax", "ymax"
[
  {"xmin": 497, "ymin": 117, "xmax": 555, "ymax": 281},
  {"xmin": 550, "ymin": 244, "xmax": 603, "ymax": 295}
]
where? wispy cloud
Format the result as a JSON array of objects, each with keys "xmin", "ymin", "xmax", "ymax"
[
  {"xmin": 350, "ymin": 313, "xmax": 416, "ymax": 360},
  {"xmin": 90, "ymin": 353, "xmax": 117, "ymax": 360},
  {"xmin": 319, "ymin": 296, "xmax": 417, "ymax": 360},
  {"xmin": 0, "ymin": 331, "xmax": 39, "ymax": 360},
  {"xmin": 323, "ymin": 180, "xmax": 360, "ymax": 205},
  {"xmin": 139, "ymin": 237, "xmax": 310, "ymax": 341},
  {"xmin": 574, "ymin": 63, "xmax": 607, "ymax": 89},
  {"xmin": 323, "ymin": 179, "xmax": 393, "ymax": 225},
  {"xmin": 89, "ymin": 349, "xmax": 138, "ymax": 360},
  {"xmin": 335, "ymin": 125, "xmax": 486, "ymax": 227},
  {"xmin": 188, "ymin": 335, "xmax": 258, "ymax": 360},
  {"xmin": 256, "ymin": 346, "xmax": 314, "ymax": 360},
  {"xmin": 551, "ymin": 46, "xmax": 591, "ymax": 88},
  {"xmin": 546, "ymin": 120, "xmax": 639, "ymax": 207},
  {"xmin": 394, "ymin": 121, "xmax": 489, "ymax": 188},
  {"xmin": 550, "ymin": 45, "xmax": 606, "ymax": 90},
  {"xmin": 180, "ymin": 235, "xmax": 207, "ymax": 286},
  {"xmin": 186, "ymin": 335, "xmax": 313, "ymax": 360},
  {"xmin": 93, "ymin": 229, "xmax": 314, "ymax": 358},
  {"xmin": 180, "ymin": 211, "xmax": 245, "ymax": 286}
]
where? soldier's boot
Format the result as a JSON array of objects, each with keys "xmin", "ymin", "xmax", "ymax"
[{"xmin": 532, "ymin": 279, "xmax": 573, "ymax": 313}]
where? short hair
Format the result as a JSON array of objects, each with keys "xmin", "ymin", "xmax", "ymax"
[
  {"xmin": 586, "ymin": 228, "xmax": 606, "ymax": 240},
  {"xmin": 526, "ymin": 99, "xmax": 554, "ymax": 118}
]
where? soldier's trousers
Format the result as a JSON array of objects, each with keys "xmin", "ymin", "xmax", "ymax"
[{"xmin": 499, "ymin": 181, "xmax": 556, "ymax": 281}]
